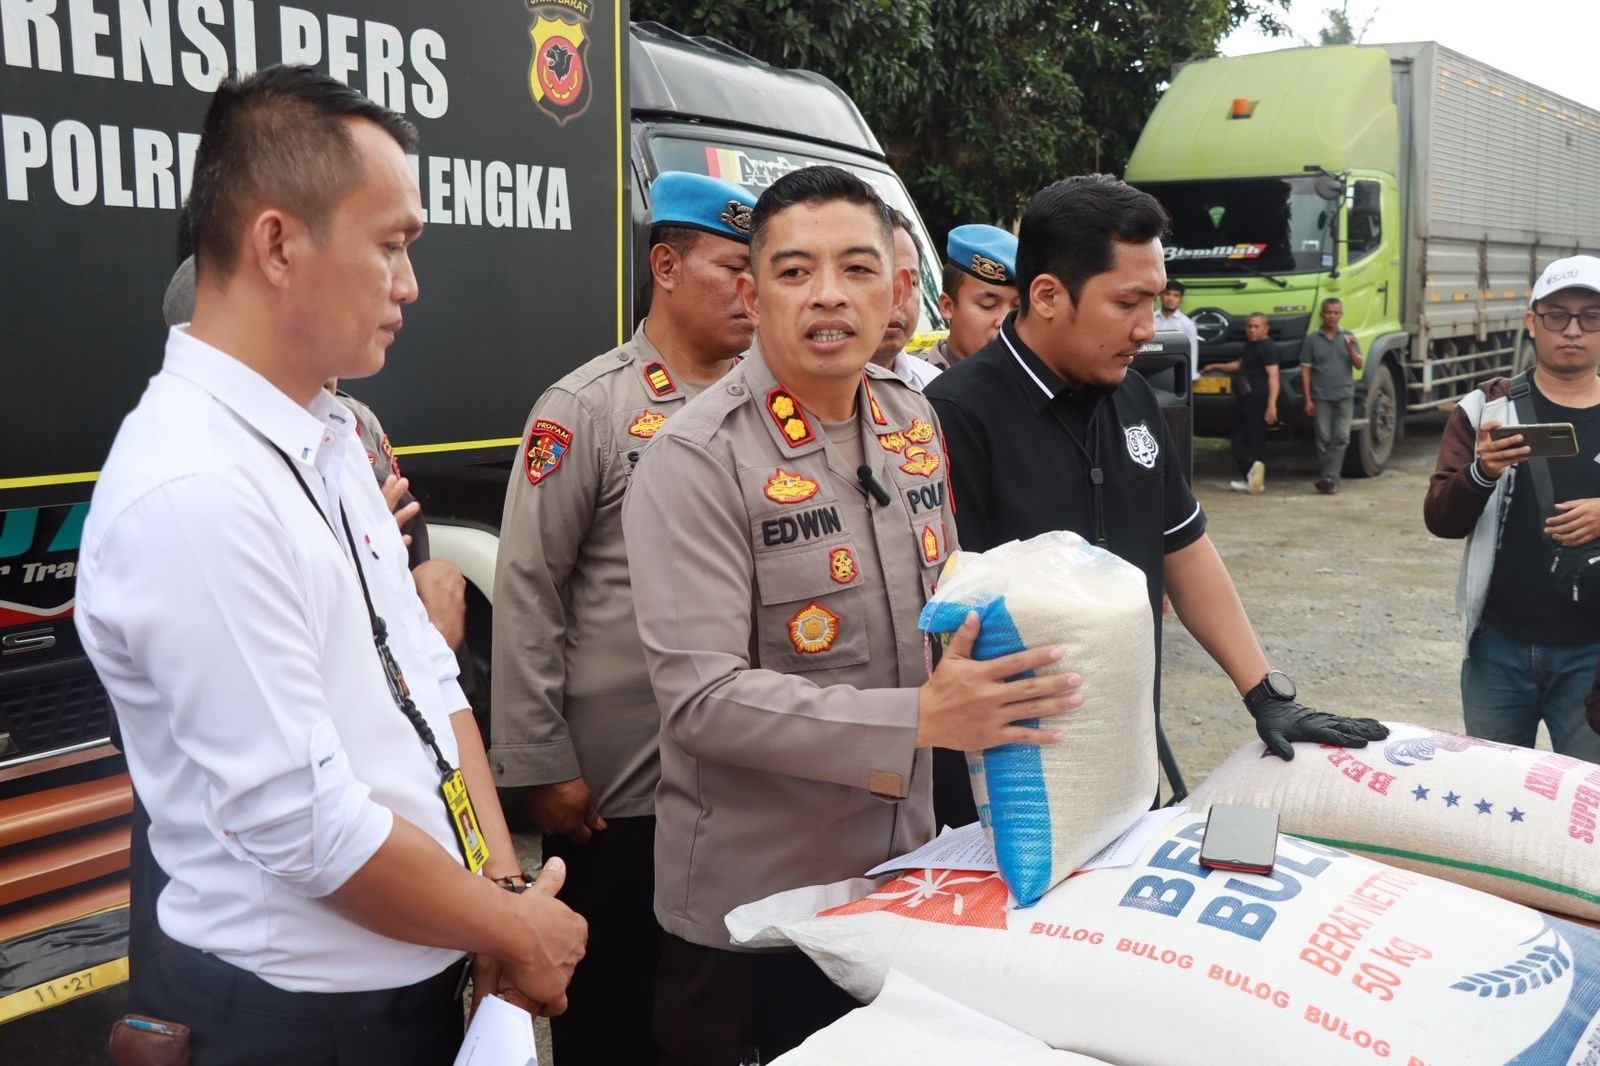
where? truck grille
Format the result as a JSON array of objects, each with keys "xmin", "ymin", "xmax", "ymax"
[{"xmin": 0, "ymin": 673, "xmax": 111, "ymax": 763}]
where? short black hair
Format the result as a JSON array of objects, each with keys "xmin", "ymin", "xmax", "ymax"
[
  {"xmin": 748, "ymin": 165, "xmax": 893, "ymax": 262},
  {"xmin": 1015, "ymin": 174, "xmax": 1170, "ymax": 313},
  {"xmin": 1247, "ymin": 311, "xmax": 1269, "ymax": 324},
  {"xmin": 1320, "ymin": 297, "xmax": 1343, "ymax": 311},
  {"xmin": 187, "ymin": 64, "xmax": 418, "ymax": 281},
  {"xmin": 1161, "ymin": 280, "xmax": 1185, "ymax": 295},
  {"xmin": 648, "ymin": 224, "xmax": 705, "ymax": 262},
  {"xmin": 886, "ymin": 207, "xmax": 920, "ymax": 268}
]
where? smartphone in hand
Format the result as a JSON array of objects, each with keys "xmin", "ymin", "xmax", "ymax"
[
  {"xmin": 1489, "ymin": 422, "xmax": 1579, "ymax": 459},
  {"xmin": 1199, "ymin": 803, "xmax": 1279, "ymax": 875}
]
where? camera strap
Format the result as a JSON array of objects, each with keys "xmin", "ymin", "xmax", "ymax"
[{"xmin": 1507, "ymin": 371, "xmax": 1556, "ymax": 520}]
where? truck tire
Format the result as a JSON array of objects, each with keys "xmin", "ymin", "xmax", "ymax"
[{"xmin": 1343, "ymin": 360, "xmax": 1399, "ymax": 478}]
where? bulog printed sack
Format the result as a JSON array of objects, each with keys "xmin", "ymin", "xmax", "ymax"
[
  {"xmin": 771, "ymin": 970, "xmax": 1111, "ymax": 1065},
  {"xmin": 1188, "ymin": 722, "xmax": 1600, "ymax": 920},
  {"xmin": 728, "ymin": 816, "xmax": 1600, "ymax": 1065},
  {"xmin": 918, "ymin": 531, "xmax": 1156, "ymax": 904}
]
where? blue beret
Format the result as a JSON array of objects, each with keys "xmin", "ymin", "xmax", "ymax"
[
  {"xmin": 649, "ymin": 171, "xmax": 757, "ymax": 243},
  {"xmin": 947, "ymin": 224, "xmax": 1018, "ymax": 285}
]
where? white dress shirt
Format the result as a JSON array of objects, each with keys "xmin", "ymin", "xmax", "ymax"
[
  {"xmin": 889, "ymin": 350, "xmax": 943, "ymax": 391},
  {"xmin": 1153, "ymin": 308, "xmax": 1201, "ymax": 380},
  {"xmin": 76, "ymin": 328, "xmax": 468, "ymax": 992}
]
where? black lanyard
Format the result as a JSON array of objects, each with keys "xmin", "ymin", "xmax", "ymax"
[{"xmin": 271, "ymin": 446, "xmax": 453, "ymax": 778}]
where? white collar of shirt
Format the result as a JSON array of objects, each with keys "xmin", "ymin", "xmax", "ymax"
[{"xmin": 163, "ymin": 326, "xmax": 357, "ymax": 476}]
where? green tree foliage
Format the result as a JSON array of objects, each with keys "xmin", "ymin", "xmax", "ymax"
[
  {"xmin": 634, "ymin": 1, "xmax": 1287, "ymax": 238},
  {"xmin": 1316, "ymin": 1, "xmax": 1377, "ymax": 46}
]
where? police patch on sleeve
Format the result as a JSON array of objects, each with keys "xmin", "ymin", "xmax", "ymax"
[
  {"xmin": 788, "ymin": 602, "xmax": 840, "ymax": 654},
  {"xmin": 1124, "ymin": 422, "xmax": 1159, "ymax": 469},
  {"xmin": 524, "ymin": 418, "xmax": 573, "ymax": 486}
]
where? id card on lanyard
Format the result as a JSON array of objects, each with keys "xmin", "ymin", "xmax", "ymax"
[{"xmin": 442, "ymin": 768, "xmax": 489, "ymax": 873}]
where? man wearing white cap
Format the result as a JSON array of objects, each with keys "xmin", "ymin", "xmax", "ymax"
[{"xmin": 1425, "ymin": 254, "xmax": 1600, "ymax": 760}]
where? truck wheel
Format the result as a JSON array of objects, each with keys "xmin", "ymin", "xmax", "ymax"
[{"xmin": 1343, "ymin": 361, "xmax": 1399, "ymax": 478}]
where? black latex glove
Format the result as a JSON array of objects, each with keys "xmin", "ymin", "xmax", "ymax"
[{"xmin": 1249, "ymin": 700, "xmax": 1389, "ymax": 760}]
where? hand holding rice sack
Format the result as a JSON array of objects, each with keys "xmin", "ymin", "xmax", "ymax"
[{"xmin": 919, "ymin": 531, "xmax": 1157, "ymax": 905}]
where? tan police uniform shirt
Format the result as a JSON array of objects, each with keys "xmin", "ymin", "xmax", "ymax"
[
  {"xmin": 622, "ymin": 345, "xmax": 955, "ymax": 950},
  {"xmin": 490, "ymin": 324, "xmax": 698, "ymax": 818},
  {"xmin": 922, "ymin": 337, "xmax": 954, "ymax": 371}
]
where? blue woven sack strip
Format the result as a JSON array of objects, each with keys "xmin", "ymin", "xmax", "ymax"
[{"xmin": 920, "ymin": 596, "xmax": 1053, "ymax": 905}]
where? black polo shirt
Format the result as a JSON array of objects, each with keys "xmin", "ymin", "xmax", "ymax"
[{"xmin": 925, "ymin": 316, "xmax": 1206, "ymax": 614}]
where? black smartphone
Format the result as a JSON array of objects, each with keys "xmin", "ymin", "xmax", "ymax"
[
  {"xmin": 1489, "ymin": 422, "xmax": 1580, "ymax": 459},
  {"xmin": 1199, "ymin": 803, "xmax": 1279, "ymax": 875}
]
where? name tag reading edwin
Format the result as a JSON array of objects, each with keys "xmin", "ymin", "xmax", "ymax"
[{"xmin": 441, "ymin": 768, "xmax": 489, "ymax": 873}]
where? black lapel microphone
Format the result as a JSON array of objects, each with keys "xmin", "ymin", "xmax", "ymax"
[{"xmin": 856, "ymin": 465, "xmax": 892, "ymax": 506}]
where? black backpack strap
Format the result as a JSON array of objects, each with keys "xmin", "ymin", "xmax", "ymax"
[{"xmin": 1508, "ymin": 371, "xmax": 1556, "ymax": 519}]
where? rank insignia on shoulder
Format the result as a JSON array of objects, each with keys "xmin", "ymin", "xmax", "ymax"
[
  {"xmin": 921, "ymin": 525, "xmax": 940, "ymax": 564},
  {"xmin": 905, "ymin": 418, "xmax": 935, "ymax": 444},
  {"xmin": 628, "ymin": 410, "xmax": 668, "ymax": 438},
  {"xmin": 644, "ymin": 361, "xmax": 675, "ymax": 397},
  {"xmin": 878, "ymin": 432, "xmax": 906, "ymax": 454},
  {"xmin": 524, "ymin": 418, "xmax": 573, "ymax": 486},
  {"xmin": 788, "ymin": 602, "xmax": 840, "ymax": 654},
  {"xmin": 864, "ymin": 380, "xmax": 888, "ymax": 426},
  {"xmin": 765, "ymin": 468, "xmax": 820, "ymax": 504},
  {"xmin": 829, "ymin": 547, "xmax": 858, "ymax": 585},
  {"xmin": 767, "ymin": 388, "xmax": 816, "ymax": 447},
  {"xmin": 900, "ymin": 445, "xmax": 941, "ymax": 478}
]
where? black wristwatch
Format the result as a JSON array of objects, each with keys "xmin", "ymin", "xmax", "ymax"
[{"xmin": 1242, "ymin": 670, "xmax": 1297, "ymax": 715}]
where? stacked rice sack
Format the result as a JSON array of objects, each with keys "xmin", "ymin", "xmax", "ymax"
[
  {"xmin": 728, "ymin": 816, "xmax": 1600, "ymax": 1065},
  {"xmin": 1188, "ymin": 721, "xmax": 1600, "ymax": 919},
  {"xmin": 918, "ymin": 531, "xmax": 1156, "ymax": 905},
  {"xmin": 770, "ymin": 971, "xmax": 1113, "ymax": 1065}
]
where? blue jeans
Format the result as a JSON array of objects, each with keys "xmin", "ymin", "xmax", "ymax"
[{"xmin": 1461, "ymin": 623, "xmax": 1600, "ymax": 761}]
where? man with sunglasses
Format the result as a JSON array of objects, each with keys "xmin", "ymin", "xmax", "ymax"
[{"xmin": 1425, "ymin": 255, "xmax": 1600, "ymax": 760}]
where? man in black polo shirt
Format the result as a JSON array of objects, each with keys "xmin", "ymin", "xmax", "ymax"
[{"xmin": 925, "ymin": 175, "xmax": 1385, "ymax": 822}]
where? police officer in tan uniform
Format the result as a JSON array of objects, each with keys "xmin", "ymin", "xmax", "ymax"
[
  {"xmin": 488, "ymin": 172, "xmax": 756, "ymax": 1065},
  {"xmin": 923, "ymin": 223, "xmax": 1021, "ymax": 370},
  {"xmin": 622, "ymin": 166, "xmax": 1083, "ymax": 1065}
]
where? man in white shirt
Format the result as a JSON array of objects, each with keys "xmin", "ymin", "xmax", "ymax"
[
  {"xmin": 75, "ymin": 65, "xmax": 585, "ymax": 1064},
  {"xmin": 871, "ymin": 209, "xmax": 943, "ymax": 390},
  {"xmin": 1153, "ymin": 280, "xmax": 1201, "ymax": 380}
]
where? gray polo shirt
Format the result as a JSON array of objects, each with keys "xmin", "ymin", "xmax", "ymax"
[{"xmin": 1302, "ymin": 329, "xmax": 1362, "ymax": 401}]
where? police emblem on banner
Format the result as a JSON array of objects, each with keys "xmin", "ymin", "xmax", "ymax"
[
  {"xmin": 1124, "ymin": 422, "xmax": 1159, "ymax": 469},
  {"xmin": 525, "ymin": 1, "xmax": 593, "ymax": 126}
]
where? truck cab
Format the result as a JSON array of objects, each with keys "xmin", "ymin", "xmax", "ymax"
[{"xmin": 1127, "ymin": 46, "xmax": 1404, "ymax": 476}]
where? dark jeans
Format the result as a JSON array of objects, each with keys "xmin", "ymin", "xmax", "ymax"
[
  {"xmin": 654, "ymin": 934, "xmax": 858, "ymax": 1065},
  {"xmin": 1231, "ymin": 392, "xmax": 1268, "ymax": 475},
  {"xmin": 134, "ymin": 935, "xmax": 465, "ymax": 1066},
  {"xmin": 542, "ymin": 815, "xmax": 662, "ymax": 1066}
]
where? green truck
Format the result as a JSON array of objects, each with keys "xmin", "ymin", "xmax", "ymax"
[{"xmin": 1126, "ymin": 42, "xmax": 1600, "ymax": 475}]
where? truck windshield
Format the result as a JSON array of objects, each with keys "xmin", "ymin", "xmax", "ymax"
[
  {"xmin": 647, "ymin": 134, "xmax": 944, "ymax": 331},
  {"xmin": 1141, "ymin": 177, "xmax": 1333, "ymax": 277}
]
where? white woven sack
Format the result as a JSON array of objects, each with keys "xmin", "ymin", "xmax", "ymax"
[
  {"xmin": 1188, "ymin": 721, "xmax": 1600, "ymax": 919},
  {"xmin": 728, "ymin": 816, "xmax": 1600, "ymax": 1065},
  {"xmin": 770, "ymin": 970, "xmax": 1111, "ymax": 1065},
  {"xmin": 917, "ymin": 530, "xmax": 1156, "ymax": 904}
]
